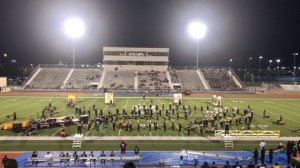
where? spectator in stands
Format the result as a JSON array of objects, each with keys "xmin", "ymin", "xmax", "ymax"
[
  {"xmin": 81, "ymin": 151, "xmax": 87, "ymax": 165},
  {"xmin": 193, "ymin": 157, "xmax": 199, "ymax": 168},
  {"xmin": 100, "ymin": 151, "xmax": 106, "ymax": 166},
  {"xmin": 123, "ymin": 161, "xmax": 136, "ymax": 168},
  {"xmin": 59, "ymin": 152, "xmax": 65, "ymax": 166},
  {"xmin": 201, "ymin": 161, "xmax": 209, "ymax": 168},
  {"xmin": 273, "ymin": 163, "xmax": 280, "ymax": 168},
  {"xmin": 211, "ymin": 162, "xmax": 217, "ymax": 168},
  {"xmin": 43, "ymin": 152, "xmax": 53, "ymax": 166},
  {"xmin": 259, "ymin": 140, "xmax": 266, "ymax": 150},
  {"xmin": 260, "ymin": 147, "xmax": 266, "ymax": 164},
  {"xmin": 31, "ymin": 151, "xmax": 38, "ymax": 166},
  {"xmin": 73, "ymin": 151, "xmax": 79, "ymax": 166},
  {"xmin": 2, "ymin": 155, "xmax": 9, "ymax": 166},
  {"xmin": 134, "ymin": 146, "xmax": 140, "ymax": 157},
  {"xmin": 232, "ymin": 161, "xmax": 242, "ymax": 168},
  {"xmin": 224, "ymin": 161, "xmax": 231, "ymax": 168},
  {"xmin": 247, "ymin": 161, "xmax": 255, "ymax": 168},
  {"xmin": 110, "ymin": 150, "xmax": 115, "ymax": 166},
  {"xmin": 257, "ymin": 163, "xmax": 266, "ymax": 168},
  {"xmin": 253, "ymin": 148, "xmax": 258, "ymax": 165},
  {"xmin": 277, "ymin": 143, "xmax": 284, "ymax": 150},
  {"xmin": 89, "ymin": 151, "xmax": 96, "ymax": 167},
  {"xmin": 269, "ymin": 148, "xmax": 274, "ymax": 164},
  {"xmin": 120, "ymin": 140, "xmax": 127, "ymax": 157},
  {"xmin": 3, "ymin": 158, "xmax": 18, "ymax": 168}
]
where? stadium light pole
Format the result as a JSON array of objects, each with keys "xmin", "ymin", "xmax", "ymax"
[
  {"xmin": 258, "ymin": 56, "xmax": 263, "ymax": 82},
  {"xmin": 248, "ymin": 57, "xmax": 252, "ymax": 71},
  {"xmin": 64, "ymin": 17, "xmax": 85, "ymax": 69},
  {"xmin": 188, "ymin": 22, "xmax": 207, "ymax": 69},
  {"xmin": 229, "ymin": 58, "xmax": 233, "ymax": 68},
  {"xmin": 276, "ymin": 59, "xmax": 280, "ymax": 81},
  {"xmin": 292, "ymin": 52, "xmax": 298, "ymax": 82},
  {"xmin": 269, "ymin": 60, "xmax": 272, "ymax": 70}
]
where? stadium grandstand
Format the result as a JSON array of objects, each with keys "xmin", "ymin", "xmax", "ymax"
[{"xmin": 21, "ymin": 47, "xmax": 247, "ymax": 93}]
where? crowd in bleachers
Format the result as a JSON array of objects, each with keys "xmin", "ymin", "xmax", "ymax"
[
  {"xmin": 102, "ymin": 71, "xmax": 135, "ymax": 89},
  {"xmin": 138, "ymin": 70, "xmax": 170, "ymax": 90},
  {"xmin": 23, "ymin": 66, "xmax": 248, "ymax": 91},
  {"xmin": 262, "ymin": 81, "xmax": 282, "ymax": 91},
  {"xmin": 201, "ymin": 68, "xmax": 241, "ymax": 91},
  {"xmin": 65, "ymin": 69, "xmax": 102, "ymax": 90},
  {"xmin": 169, "ymin": 69, "xmax": 181, "ymax": 84}
]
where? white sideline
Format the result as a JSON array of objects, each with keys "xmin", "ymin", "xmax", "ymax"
[{"xmin": 0, "ymin": 136, "xmax": 299, "ymax": 141}]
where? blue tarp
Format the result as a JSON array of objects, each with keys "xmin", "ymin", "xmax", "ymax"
[{"xmin": 17, "ymin": 151, "xmax": 288, "ymax": 167}]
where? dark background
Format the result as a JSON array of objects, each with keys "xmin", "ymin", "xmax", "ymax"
[{"xmin": 0, "ymin": 0, "xmax": 299, "ymax": 69}]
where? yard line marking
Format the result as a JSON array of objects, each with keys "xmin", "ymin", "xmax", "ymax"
[
  {"xmin": 0, "ymin": 97, "xmax": 34, "ymax": 108},
  {"xmin": 125, "ymin": 98, "xmax": 129, "ymax": 108},
  {"xmin": 52, "ymin": 128, "xmax": 62, "ymax": 136},
  {"xmin": 85, "ymin": 123, "xmax": 95, "ymax": 136},
  {"xmin": 23, "ymin": 98, "xmax": 67, "ymax": 118},
  {"xmin": 0, "ymin": 99, "xmax": 44, "ymax": 117},
  {"xmin": 118, "ymin": 129, "xmax": 122, "ymax": 136},
  {"xmin": 254, "ymin": 100, "xmax": 300, "ymax": 124}
]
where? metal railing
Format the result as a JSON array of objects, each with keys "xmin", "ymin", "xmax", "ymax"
[{"xmin": 215, "ymin": 130, "xmax": 280, "ymax": 137}]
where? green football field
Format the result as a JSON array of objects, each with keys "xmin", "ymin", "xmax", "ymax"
[{"xmin": 1, "ymin": 95, "xmax": 300, "ymax": 137}]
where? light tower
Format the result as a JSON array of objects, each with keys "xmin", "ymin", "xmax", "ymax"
[
  {"xmin": 292, "ymin": 53, "xmax": 298, "ymax": 82},
  {"xmin": 188, "ymin": 21, "xmax": 207, "ymax": 69},
  {"xmin": 276, "ymin": 59, "xmax": 280, "ymax": 81},
  {"xmin": 64, "ymin": 17, "xmax": 85, "ymax": 69},
  {"xmin": 258, "ymin": 56, "xmax": 263, "ymax": 81}
]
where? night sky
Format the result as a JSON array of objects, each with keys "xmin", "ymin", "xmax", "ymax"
[{"xmin": 0, "ymin": 0, "xmax": 299, "ymax": 68}]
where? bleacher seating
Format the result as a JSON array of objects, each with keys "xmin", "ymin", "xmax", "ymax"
[
  {"xmin": 138, "ymin": 70, "xmax": 170, "ymax": 90},
  {"xmin": 200, "ymin": 67, "xmax": 241, "ymax": 91},
  {"xmin": 177, "ymin": 70, "xmax": 205, "ymax": 90},
  {"xmin": 65, "ymin": 69, "xmax": 102, "ymax": 90},
  {"xmin": 168, "ymin": 69, "xmax": 181, "ymax": 84},
  {"xmin": 27, "ymin": 68, "xmax": 70, "ymax": 89},
  {"xmin": 102, "ymin": 71, "xmax": 135, "ymax": 89}
]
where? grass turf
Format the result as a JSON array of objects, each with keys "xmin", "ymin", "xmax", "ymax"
[
  {"xmin": 0, "ymin": 140, "xmax": 284, "ymax": 151},
  {"xmin": 1, "ymin": 96, "xmax": 300, "ymax": 137}
]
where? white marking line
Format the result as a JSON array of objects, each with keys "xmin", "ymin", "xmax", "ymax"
[
  {"xmin": 85, "ymin": 123, "xmax": 95, "ymax": 136},
  {"xmin": 174, "ymin": 123, "xmax": 184, "ymax": 136},
  {"xmin": 268, "ymin": 101, "xmax": 300, "ymax": 116},
  {"xmin": 0, "ymin": 97, "xmax": 33, "ymax": 109},
  {"xmin": 125, "ymin": 98, "xmax": 129, "ymax": 108},
  {"xmin": 118, "ymin": 129, "xmax": 122, "ymax": 136},
  {"xmin": 254, "ymin": 100, "xmax": 300, "ymax": 124},
  {"xmin": 0, "ymin": 99, "xmax": 44, "ymax": 117},
  {"xmin": 52, "ymin": 128, "xmax": 62, "ymax": 136},
  {"xmin": 23, "ymin": 98, "xmax": 67, "ymax": 118}
]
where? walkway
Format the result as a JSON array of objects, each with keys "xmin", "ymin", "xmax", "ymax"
[{"xmin": 0, "ymin": 136, "xmax": 299, "ymax": 141}]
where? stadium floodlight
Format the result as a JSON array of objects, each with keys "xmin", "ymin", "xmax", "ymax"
[
  {"xmin": 229, "ymin": 58, "xmax": 233, "ymax": 67},
  {"xmin": 64, "ymin": 17, "xmax": 85, "ymax": 69},
  {"xmin": 64, "ymin": 18, "xmax": 85, "ymax": 39},
  {"xmin": 258, "ymin": 56, "xmax": 263, "ymax": 81},
  {"xmin": 276, "ymin": 59, "xmax": 281, "ymax": 81},
  {"xmin": 269, "ymin": 60, "xmax": 272, "ymax": 70},
  {"xmin": 292, "ymin": 53, "xmax": 298, "ymax": 82},
  {"xmin": 248, "ymin": 57, "xmax": 253, "ymax": 71},
  {"xmin": 188, "ymin": 21, "xmax": 207, "ymax": 69}
]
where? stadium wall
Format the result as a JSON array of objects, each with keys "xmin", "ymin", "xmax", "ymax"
[{"xmin": 103, "ymin": 64, "xmax": 168, "ymax": 71}]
